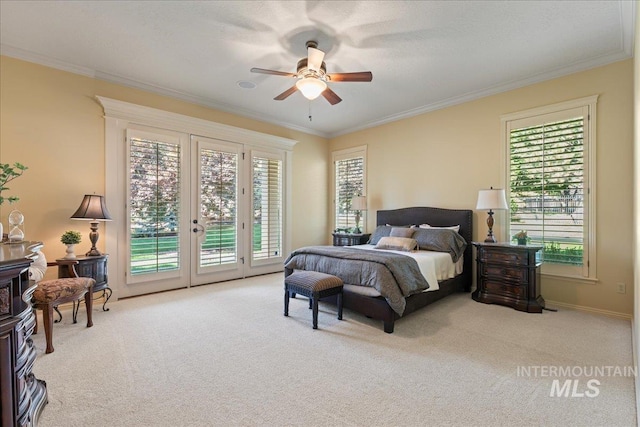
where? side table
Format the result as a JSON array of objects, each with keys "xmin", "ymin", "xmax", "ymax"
[
  {"xmin": 332, "ymin": 233, "xmax": 371, "ymax": 246},
  {"xmin": 57, "ymin": 254, "xmax": 111, "ymax": 319},
  {"xmin": 472, "ymin": 242, "xmax": 544, "ymax": 313}
]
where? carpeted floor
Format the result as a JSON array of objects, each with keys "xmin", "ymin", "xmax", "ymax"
[{"xmin": 32, "ymin": 273, "xmax": 636, "ymax": 426}]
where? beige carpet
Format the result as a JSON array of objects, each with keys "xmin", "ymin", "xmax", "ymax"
[{"xmin": 32, "ymin": 273, "xmax": 636, "ymax": 426}]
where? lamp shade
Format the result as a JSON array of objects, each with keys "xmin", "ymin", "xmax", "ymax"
[
  {"xmin": 351, "ymin": 196, "xmax": 367, "ymax": 211},
  {"xmin": 476, "ymin": 188, "xmax": 508, "ymax": 211},
  {"xmin": 296, "ymin": 77, "xmax": 327, "ymax": 100},
  {"xmin": 71, "ymin": 194, "xmax": 112, "ymax": 221}
]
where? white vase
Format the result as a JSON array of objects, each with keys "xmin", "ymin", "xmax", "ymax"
[
  {"xmin": 0, "ymin": 222, "xmax": 3, "ymax": 242},
  {"xmin": 64, "ymin": 244, "xmax": 77, "ymax": 259}
]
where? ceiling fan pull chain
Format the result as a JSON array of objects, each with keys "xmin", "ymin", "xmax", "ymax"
[{"xmin": 308, "ymin": 102, "xmax": 312, "ymax": 122}]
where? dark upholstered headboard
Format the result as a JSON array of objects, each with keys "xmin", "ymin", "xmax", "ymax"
[{"xmin": 376, "ymin": 207, "xmax": 473, "ymax": 288}]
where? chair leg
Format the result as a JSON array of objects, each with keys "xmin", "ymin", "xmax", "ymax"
[
  {"xmin": 33, "ymin": 308, "xmax": 39, "ymax": 334},
  {"xmin": 312, "ymin": 295, "xmax": 319, "ymax": 329},
  {"xmin": 337, "ymin": 292, "xmax": 343, "ymax": 320},
  {"xmin": 284, "ymin": 287, "xmax": 290, "ymax": 317},
  {"xmin": 42, "ymin": 305, "xmax": 54, "ymax": 354},
  {"xmin": 85, "ymin": 290, "xmax": 93, "ymax": 328}
]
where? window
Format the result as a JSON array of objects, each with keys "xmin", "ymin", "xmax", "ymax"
[
  {"xmin": 199, "ymin": 146, "xmax": 238, "ymax": 267},
  {"xmin": 503, "ymin": 96, "xmax": 597, "ymax": 279},
  {"xmin": 252, "ymin": 151, "xmax": 283, "ymax": 263},
  {"xmin": 332, "ymin": 146, "xmax": 367, "ymax": 231},
  {"xmin": 128, "ymin": 132, "xmax": 182, "ymax": 276}
]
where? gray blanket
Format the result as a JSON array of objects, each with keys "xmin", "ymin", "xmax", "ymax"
[{"xmin": 284, "ymin": 246, "xmax": 430, "ymax": 315}]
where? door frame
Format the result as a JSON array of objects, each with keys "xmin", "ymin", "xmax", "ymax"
[{"xmin": 99, "ymin": 96, "xmax": 296, "ymax": 300}]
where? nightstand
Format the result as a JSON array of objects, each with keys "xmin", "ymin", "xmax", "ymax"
[
  {"xmin": 472, "ymin": 242, "xmax": 544, "ymax": 313},
  {"xmin": 332, "ymin": 233, "xmax": 371, "ymax": 246},
  {"xmin": 57, "ymin": 254, "xmax": 111, "ymax": 314}
]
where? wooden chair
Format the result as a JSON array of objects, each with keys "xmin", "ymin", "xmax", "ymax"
[{"xmin": 32, "ymin": 260, "xmax": 95, "ymax": 354}]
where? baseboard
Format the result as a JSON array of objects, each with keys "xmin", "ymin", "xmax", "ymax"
[{"xmin": 545, "ymin": 299, "xmax": 633, "ymax": 321}]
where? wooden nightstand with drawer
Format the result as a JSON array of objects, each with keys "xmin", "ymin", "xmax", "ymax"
[{"xmin": 472, "ymin": 242, "xmax": 544, "ymax": 313}]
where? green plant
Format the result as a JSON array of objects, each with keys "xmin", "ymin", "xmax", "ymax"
[
  {"xmin": 0, "ymin": 162, "xmax": 28, "ymax": 205},
  {"xmin": 512, "ymin": 230, "xmax": 529, "ymax": 242},
  {"xmin": 60, "ymin": 230, "xmax": 82, "ymax": 245}
]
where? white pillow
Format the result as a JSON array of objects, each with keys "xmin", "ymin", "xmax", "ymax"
[
  {"xmin": 28, "ymin": 251, "xmax": 48, "ymax": 282},
  {"xmin": 419, "ymin": 224, "xmax": 460, "ymax": 233},
  {"xmin": 374, "ymin": 236, "xmax": 418, "ymax": 252}
]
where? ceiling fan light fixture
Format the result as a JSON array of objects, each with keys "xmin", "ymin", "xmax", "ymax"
[{"xmin": 296, "ymin": 77, "xmax": 327, "ymax": 100}]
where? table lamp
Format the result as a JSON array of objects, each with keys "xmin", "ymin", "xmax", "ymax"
[
  {"xmin": 351, "ymin": 196, "xmax": 367, "ymax": 234},
  {"xmin": 71, "ymin": 194, "xmax": 112, "ymax": 256},
  {"xmin": 476, "ymin": 187, "xmax": 508, "ymax": 243}
]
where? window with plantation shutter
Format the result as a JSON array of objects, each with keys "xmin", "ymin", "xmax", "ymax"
[
  {"xmin": 199, "ymin": 147, "xmax": 238, "ymax": 267},
  {"xmin": 503, "ymin": 96, "xmax": 597, "ymax": 279},
  {"xmin": 252, "ymin": 152, "xmax": 283, "ymax": 263},
  {"xmin": 333, "ymin": 146, "xmax": 367, "ymax": 232},
  {"xmin": 129, "ymin": 135, "xmax": 182, "ymax": 276}
]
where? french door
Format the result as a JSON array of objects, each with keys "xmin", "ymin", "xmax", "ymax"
[
  {"xmin": 123, "ymin": 129, "xmax": 284, "ymax": 296},
  {"xmin": 191, "ymin": 136, "xmax": 245, "ymax": 285}
]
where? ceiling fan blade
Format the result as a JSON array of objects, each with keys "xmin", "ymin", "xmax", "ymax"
[
  {"xmin": 327, "ymin": 72, "xmax": 373, "ymax": 82},
  {"xmin": 321, "ymin": 87, "xmax": 342, "ymax": 105},
  {"xmin": 274, "ymin": 85, "xmax": 298, "ymax": 101},
  {"xmin": 307, "ymin": 47, "xmax": 325, "ymax": 73},
  {"xmin": 250, "ymin": 67, "xmax": 297, "ymax": 78}
]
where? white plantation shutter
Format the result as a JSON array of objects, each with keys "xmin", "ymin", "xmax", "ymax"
[
  {"xmin": 504, "ymin": 97, "xmax": 596, "ymax": 279},
  {"xmin": 199, "ymin": 147, "xmax": 238, "ymax": 267},
  {"xmin": 129, "ymin": 135, "xmax": 181, "ymax": 275},
  {"xmin": 252, "ymin": 152, "xmax": 283, "ymax": 263},
  {"xmin": 333, "ymin": 147, "xmax": 366, "ymax": 231}
]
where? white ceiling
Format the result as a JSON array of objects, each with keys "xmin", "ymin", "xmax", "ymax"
[{"xmin": 0, "ymin": 1, "xmax": 635, "ymax": 138}]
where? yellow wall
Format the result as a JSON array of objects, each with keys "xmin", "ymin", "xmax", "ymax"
[
  {"xmin": 1, "ymin": 55, "xmax": 634, "ymax": 316},
  {"xmin": 0, "ymin": 56, "xmax": 330, "ymax": 279},
  {"xmin": 331, "ymin": 60, "xmax": 634, "ymax": 317}
]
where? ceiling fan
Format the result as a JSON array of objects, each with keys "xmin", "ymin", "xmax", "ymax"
[{"xmin": 250, "ymin": 41, "xmax": 373, "ymax": 105}]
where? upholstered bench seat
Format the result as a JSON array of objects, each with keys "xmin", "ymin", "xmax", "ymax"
[
  {"xmin": 32, "ymin": 275, "xmax": 95, "ymax": 354},
  {"xmin": 32, "ymin": 277, "xmax": 94, "ymax": 303},
  {"xmin": 284, "ymin": 271, "xmax": 343, "ymax": 329}
]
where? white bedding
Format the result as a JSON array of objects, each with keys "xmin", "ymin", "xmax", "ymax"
[{"xmin": 346, "ymin": 244, "xmax": 462, "ymax": 295}]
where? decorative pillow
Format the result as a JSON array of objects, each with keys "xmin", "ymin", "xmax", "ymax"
[
  {"xmin": 390, "ymin": 227, "xmax": 415, "ymax": 238},
  {"xmin": 418, "ymin": 223, "xmax": 461, "ymax": 233},
  {"xmin": 368, "ymin": 225, "xmax": 393, "ymax": 245},
  {"xmin": 412, "ymin": 228, "xmax": 467, "ymax": 261},
  {"xmin": 374, "ymin": 236, "xmax": 418, "ymax": 252}
]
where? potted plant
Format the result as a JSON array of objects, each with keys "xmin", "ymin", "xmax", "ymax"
[
  {"xmin": 0, "ymin": 162, "xmax": 28, "ymax": 239},
  {"xmin": 513, "ymin": 230, "xmax": 529, "ymax": 245},
  {"xmin": 61, "ymin": 230, "xmax": 82, "ymax": 259}
]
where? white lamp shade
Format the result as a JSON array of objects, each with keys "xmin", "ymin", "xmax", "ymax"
[
  {"xmin": 296, "ymin": 77, "xmax": 327, "ymax": 100},
  {"xmin": 351, "ymin": 196, "xmax": 367, "ymax": 211},
  {"xmin": 476, "ymin": 188, "xmax": 508, "ymax": 210}
]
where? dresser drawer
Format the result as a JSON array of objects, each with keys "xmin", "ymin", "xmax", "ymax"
[
  {"xmin": 480, "ymin": 248, "xmax": 530, "ymax": 266},
  {"xmin": 481, "ymin": 264, "xmax": 527, "ymax": 283},
  {"xmin": 484, "ymin": 280, "xmax": 526, "ymax": 299}
]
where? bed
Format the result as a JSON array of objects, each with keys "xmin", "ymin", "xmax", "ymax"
[{"xmin": 284, "ymin": 206, "xmax": 473, "ymax": 333}]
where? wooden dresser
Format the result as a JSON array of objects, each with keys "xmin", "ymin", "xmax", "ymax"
[
  {"xmin": 0, "ymin": 241, "xmax": 48, "ymax": 426},
  {"xmin": 472, "ymin": 242, "xmax": 545, "ymax": 313}
]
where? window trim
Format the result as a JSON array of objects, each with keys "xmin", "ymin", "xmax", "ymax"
[
  {"xmin": 501, "ymin": 95, "xmax": 598, "ymax": 280},
  {"xmin": 332, "ymin": 145, "xmax": 367, "ymax": 232}
]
